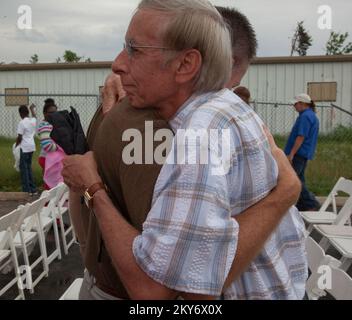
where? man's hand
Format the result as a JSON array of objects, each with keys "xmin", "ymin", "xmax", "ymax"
[
  {"xmin": 29, "ymin": 103, "xmax": 37, "ymax": 118},
  {"xmin": 263, "ymin": 125, "xmax": 300, "ymax": 205},
  {"xmin": 62, "ymin": 151, "xmax": 102, "ymax": 194},
  {"xmin": 101, "ymin": 73, "xmax": 126, "ymax": 115}
]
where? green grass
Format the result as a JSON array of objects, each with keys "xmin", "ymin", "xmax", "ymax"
[
  {"xmin": 0, "ymin": 136, "xmax": 42, "ymax": 192},
  {"xmin": 1, "ymin": 127, "xmax": 352, "ymax": 195},
  {"xmin": 274, "ymin": 133, "xmax": 352, "ymax": 196}
]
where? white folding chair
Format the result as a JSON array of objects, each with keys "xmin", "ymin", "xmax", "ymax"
[
  {"xmin": 38, "ymin": 187, "xmax": 63, "ymax": 265},
  {"xmin": 327, "ymin": 237, "xmax": 352, "ymax": 271},
  {"xmin": 59, "ymin": 278, "xmax": 83, "ymax": 300},
  {"xmin": 54, "ymin": 183, "xmax": 77, "ymax": 255},
  {"xmin": 305, "ymin": 236, "xmax": 341, "ymax": 300},
  {"xmin": 301, "ymin": 177, "xmax": 352, "ymax": 233},
  {"xmin": 324, "ymin": 266, "xmax": 352, "ymax": 300},
  {"xmin": 14, "ymin": 196, "xmax": 50, "ymax": 294},
  {"xmin": 0, "ymin": 205, "xmax": 29, "ymax": 300},
  {"xmin": 312, "ymin": 195, "xmax": 352, "ymax": 253},
  {"xmin": 308, "ymin": 262, "xmax": 352, "ymax": 300}
]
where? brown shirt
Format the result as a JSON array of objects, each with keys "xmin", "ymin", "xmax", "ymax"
[{"xmin": 78, "ymin": 98, "xmax": 171, "ymax": 298}]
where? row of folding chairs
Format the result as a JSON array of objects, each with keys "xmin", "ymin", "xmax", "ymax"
[
  {"xmin": 0, "ymin": 182, "xmax": 76, "ymax": 299},
  {"xmin": 301, "ymin": 177, "xmax": 352, "ymax": 272}
]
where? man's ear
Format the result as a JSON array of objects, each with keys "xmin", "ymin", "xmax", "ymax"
[{"xmin": 174, "ymin": 49, "xmax": 202, "ymax": 85}]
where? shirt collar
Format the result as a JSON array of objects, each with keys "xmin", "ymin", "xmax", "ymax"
[
  {"xmin": 168, "ymin": 89, "xmax": 229, "ymax": 132},
  {"xmin": 299, "ymin": 108, "xmax": 312, "ymax": 115}
]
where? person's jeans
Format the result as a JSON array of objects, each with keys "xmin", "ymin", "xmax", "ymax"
[
  {"xmin": 19, "ymin": 150, "xmax": 37, "ymax": 193},
  {"xmin": 292, "ymin": 154, "xmax": 320, "ymax": 211}
]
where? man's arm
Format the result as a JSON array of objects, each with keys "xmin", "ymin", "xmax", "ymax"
[
  {"xmin": 287, "ymin": 136, "xmax": 304, "ymax": 163},
  {"xmin": 223, "ymin": 132, "xmax": 301, "ymax": 288},
  {"xmin": 63, "ymin": 153, "xmax": 179, "ymax": 300},
  {"xmin": 15, "ymin": 134, "xmax": 22, "ymax": 148},
  {"xmin": 29, "ymin": 103, "xmax": 37, "ymax": 118},
  {"xmin": 63, "ymin": 141, "xmax": 299, "ymax": 300}
]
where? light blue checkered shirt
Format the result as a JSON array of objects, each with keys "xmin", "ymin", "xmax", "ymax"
[{"xmin": 133, "ymin": 88, "xmax": 307, "ymax": 299}]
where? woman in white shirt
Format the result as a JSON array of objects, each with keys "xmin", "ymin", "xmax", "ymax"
[{"xmin": 15, "ymin": 104, "xmax": 38, "ymax": 196}]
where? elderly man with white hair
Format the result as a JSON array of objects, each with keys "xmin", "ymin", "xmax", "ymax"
[{"xmin": 63, "ymin": 0, "xmax": 307, "ymax": 300}]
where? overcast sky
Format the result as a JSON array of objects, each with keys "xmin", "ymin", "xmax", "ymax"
[{"xmin": 1, "ymin": 0, "xmax": 351, "ymax": 64}]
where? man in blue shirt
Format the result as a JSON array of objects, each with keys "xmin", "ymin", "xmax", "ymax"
[{"xmin": 285, "ymin": 93, "xmax": 320, "ymax": 211}]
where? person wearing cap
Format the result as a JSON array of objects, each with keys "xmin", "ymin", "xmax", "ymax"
[{"xmin": 284, "ymin": 93, "xmax": 320, "ymax": 211}]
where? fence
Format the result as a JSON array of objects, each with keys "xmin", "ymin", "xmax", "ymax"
[
  {"xmin": 0, "ymin": 94, "xmax": 351, "ymax": 195},
  {"xmin": 253, "ymin": 101, "xmax": 352, "ymax": 196},
  {"xmin": 0, "ymin": 94, "xmax": 100, "ymax": 138}
]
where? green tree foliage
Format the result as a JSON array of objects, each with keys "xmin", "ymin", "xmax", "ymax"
[
  {"xmin": 325, "ymin": 31, "xmax": 352, "ymax": 55},
  {"xmin": 29, "ymin": 54, "xmax": 38, "ymax": 64},
  {"xmin": 290, "ymin": 21, "xmax": 312, "ymax": 56},
  {"xmin": 62, "ymin": 50, "xmax": 82, "ymax": 63}
]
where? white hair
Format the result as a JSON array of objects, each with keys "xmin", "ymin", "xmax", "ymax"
[{"xmin": 137, "ymin": 0, "xmax": 232, "ymax": 93}]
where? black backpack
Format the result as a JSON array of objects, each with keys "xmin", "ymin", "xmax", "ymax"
[{"xmin": 47, "ymin": 107, "xmax": 88, "ymax": 155}]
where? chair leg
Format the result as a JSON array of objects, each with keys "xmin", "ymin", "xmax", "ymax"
[
  {"xmin": 10, "ymin": 240, "xmax": 25, "ymax": 300},
  {"xmin": 18, "ymin": 231, "xmax": 34, "ymax": 294},
  {"xmin": 52, "ymin": 219, "xmax": 62, "ymax": 260},
  {"xmin": 36, "ymin": 215, "xmax": 49, "ymax": 277},
  {"xmin": 58, "ymin": 215, "xmax": 68, "ymax": 255}
]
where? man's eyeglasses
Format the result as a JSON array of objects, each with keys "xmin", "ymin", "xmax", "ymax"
[{"xmin": 123, "ymin": 40, "xmax": 171, "ymax": 57}]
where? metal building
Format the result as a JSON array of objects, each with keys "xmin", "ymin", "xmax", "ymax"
[{"xmin": 0, "ymin": 55, "xmax": 351, "ymax": 137}]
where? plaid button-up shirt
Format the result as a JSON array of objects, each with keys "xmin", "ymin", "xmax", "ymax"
[{"xmin": 133, "ymin": 89, "xmax": 307, "ymax": 299}]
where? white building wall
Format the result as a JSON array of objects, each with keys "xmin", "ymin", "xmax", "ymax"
[
  {"xmin": 241, "ymin": 61, "xmax": 352, "ymax": 135},
  {"xmin": 0, "ymin": 58, "xmax": 351, "ymax": 137}
]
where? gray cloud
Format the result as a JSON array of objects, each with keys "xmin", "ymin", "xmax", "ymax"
[{"xmin": 0, "ymin": 0, "xmax": 351, "ymax": 63}]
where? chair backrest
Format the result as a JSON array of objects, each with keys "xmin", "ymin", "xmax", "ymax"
[
  {"xmin": 0, "ymin": 205, "xmax": 29, "ymax": 249},
  {"xmin": 22, "ymin": 197, "xmax": 49, "ymax": 221},
  {"xmin": 327, "ymin": 266, "xmax": 352, "ymax": 300},
  {"xmin": 305, "ymin": 236, "xmax": 343, "ymax": 299},
  {"xmin": 320, "ymin": 177, "xmax": 352, "ymax": 214},
  {"xmin": 55, "ymin": 183, "xmax": 69, "ymax": 207},
  {"xmin": 333, "ymin": 195, "xmax": 352, "ymax": 226},
  {"xmin": 306, "ymin": 236, "xmax": 325, "ymax": 272},
  {"xmin": 40, "ymin": 188, "xmax": 59, "ymax": 218},
  {"xmin": 21, "ymin": 197, "xmax": 50, "ymax": 232}
]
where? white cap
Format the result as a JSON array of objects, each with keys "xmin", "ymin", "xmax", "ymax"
[{"xmin": 291, "ymin": 93, "xmax": 312, "ymax": 104}]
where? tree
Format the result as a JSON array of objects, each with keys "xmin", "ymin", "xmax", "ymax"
[
  {"xmin": 62, "ymin": 50, "xmax": 82, "ymax": 63},
  {"xmin": 56, "ymin": 57, "xmax": 61, "ymax": 63},
  {"xmin": 325, "ymin": 31, "xmax": 352, "ymax": 55},
  {"xmin": 290, "ymin": 21, "xmax": 312, "ymax": 56},
  {"xmin": 85, "ymin": 57, "xmax": 92, "ymax": 63},
  {"xmin": 29, "ymin": 54, "xmax": 38, "ymax": 64}
]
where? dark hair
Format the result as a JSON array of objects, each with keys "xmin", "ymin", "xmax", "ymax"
[
  {"xmin": 43, "ymin": 103, "xmax": 57, "ymax": 114},
  {"xmin": 309, "ymin": 100, "xmax": 316, "ymax": 113},
  {"xmin": 216, "ymin": 6, "xmax": 258, "ymax": 61},
  {"xmin": 233, "ymin": 86, "xmax": 251, "ymax": 104},
  {"xmin": 43, "ymin": 98, "xmax": 57, "ymax": 114},
  {"xmin": 44, "ymin": 98, "xmax": 55, "ymax": 105},
  {"xmin": 18, "ymin": 105, "xmax": 29, "ymax": 116}
]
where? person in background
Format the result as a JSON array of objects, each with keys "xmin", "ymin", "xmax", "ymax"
[
  {"xmin": 15, "ymin": 104, "xmax": 37, "ymax": 196},
  {"xmin": 284, "ymin": 93, "xmax": 320, "ymax": 211},
  {"xmin": 233, "ymin": 86, "xmax": 251, "ymax": 104},
  {"xmin": 37, "ymin": 98, "xmax": 59, "ymax": 190}
]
